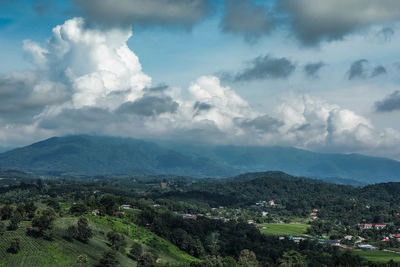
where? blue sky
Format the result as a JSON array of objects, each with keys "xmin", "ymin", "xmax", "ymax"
[{"xmin": 1, "ymin": 0, "xmax": 400, "ymax": 160}]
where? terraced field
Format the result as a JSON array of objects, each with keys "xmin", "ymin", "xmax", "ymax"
[{"xmin": 0, "ymin": 216, "xmax": 197, "ymax": 267}]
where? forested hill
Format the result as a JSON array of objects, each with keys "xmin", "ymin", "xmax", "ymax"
[
  {"xmin": 0, "ymin": 135, "xmax": 230, "ymax": 177},
  {"xmin": 156, "ymin": 171, "xmax": 400, "ymax": 225},
  {"xmin": 1, "ymin": 135, "xmax": 400, "ymax": 184}
]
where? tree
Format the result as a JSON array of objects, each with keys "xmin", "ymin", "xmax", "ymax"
[
  {"xmin": 24, "ymin": 202, "xmax": 38, "ymax": 220},
  {"xmin": 96, "ymin": 250, "xmax": 119, "ymax": 267},
  {"xmin": 205, "ymin": 231, "xmax": 220, "ymax": 255},
  {"xmin": 8, "ymin": 237, "xmax": 20, "ymax": 254},
  {"xmin": 129, "ymin": 242, "xmax": 143, "ymax": 260},
  {"xmin": 223, "ymin": 256, "xmax": 238, "ymax": 267},
  {"xmin": 67, "ymin": 217, "xmax": 93, "ymax": 243},
  {"xmin": 137, "ymin": 252, "xmax": 155, "ymax": 267},
  {"xmin": 201, "ymin": 255, "xmax": 224, "ymax": 267},
  {"xmin": 238, "ymin": 249, "xmax": 259, "ymax": 267},
  {"xmin": 70, "ymin": 203, "xmax": 88, "ymax": 215},
  {"xmin": 67, "ymin": 225, "xmax": 78, "ymax": 241},
  {"xmin": 107, "ymin": 231, "xmax": 126, "ymax": 251},
  {"xmin": 0, "ymin": 222, "xmax": 5, "ymax": 236},
  {"xmin": 8, "ymin": 212, "xmax": 23, "ymax": 230},
  {"xmin": 32, "ymin": 208, "xmax": 56, "ymax": 237},
  {"xmin": 76, "ymin": 254, "xmax": 89, "ymax": 267},
  {"xmin": 76, "ymin": 217, "xmax": 93, "ymax": 242},
  {"xmin": 1, "ymin": 205, "xmax": 13, "ymax": 220},
  {"xmin": 278, "ymin": 250, "xmax": 307, "ymax": 267}
]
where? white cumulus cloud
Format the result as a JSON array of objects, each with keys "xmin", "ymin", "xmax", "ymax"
[{"xmin": 2, "ymin": 17, "xmax": 400, "ymax": 160}]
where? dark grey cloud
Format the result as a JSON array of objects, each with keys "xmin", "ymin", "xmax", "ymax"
[
  {"xmin": 304, "ymin": 62, "xmax": 325, "ymax": 78},
  {"xmin": 375, "ymin": 91, "xmax": 400, "ymax": 112},
  {"xmin": 0, "ymin": 72, "xmax": 69, "ymax": 123},
  {"xmin": 240, "ymin": 115, "xmax": 283, "ymax": 132},
  {"xmin": 371, "ymin": 66, "xmax": 387, "ymax": 78},
  {"xmin": 347, "ymin": 60, "xmax": 388, "ymax": 80},
  {"xmin": 278, "ymin": 0, "xmax": 400, "ymax": 45},
  {"xmin": 231, "ymin": 55, "xmax": 296, "ymax": 82},
  {"xmin": 193, "ymin": 101, "xmax": 212, "ymax": 117},
  {"xmin": 220, "ymin": 0, "xmax": 275, "ymax": 42},
  {"xmin": 347, "ymin": 59, "xmax": 368, "ymax": 80},
  {"xmin": 117, "ymin": 95, "xmax": 179, "ymax": 116},
  {"xmin": 73, "ymin": 0, "xmax": 213, "ymax": 28},
  {"xmin": 194, "ymin": 101, "xmax": 212, "ymax": 112},
  {"xmin": 39, "ymin": 107, "xmax": 117, "ymax": 130}
]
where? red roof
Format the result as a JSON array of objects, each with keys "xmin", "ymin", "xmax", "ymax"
[
  {"xmin": 381, "ymin": 238, "xmax": 390, "ymax": 242},
  {"xmin": 394, "ymin": 234, "xmax": 400, "ymax": 238},
  {"xmin": 375, "ymin": 224, "xmax": 386, "ymax": 227}
]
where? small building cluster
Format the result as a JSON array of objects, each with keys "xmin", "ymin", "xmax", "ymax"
[
  {"xmin": 358, "ymin": 223, "xmax": 386, "ymax": 230},
  {"xmin": 255, "ymin": 200, "xmax": 276, "ymax": 206}
]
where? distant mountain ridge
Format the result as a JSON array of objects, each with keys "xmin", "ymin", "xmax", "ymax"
[{"xmin": 0, "ymin": 135, "xmax": 400, "ymax": 184}]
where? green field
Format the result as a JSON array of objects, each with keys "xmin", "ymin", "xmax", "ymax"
[
  {"xmin": 259, "ymin": 223, "xmax": 310, "ymax": 236},
  {"xmin": 0, "ymin": 216, "xmax": 197, "ymax": 267},
  {"xmin": 353, "ymin": 250, "xmax": 400, "ymax": 263}
]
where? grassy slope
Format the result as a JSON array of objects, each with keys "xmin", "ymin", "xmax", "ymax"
[
  {"xmin": 0, "ymin": 216, "xmax": 197, "ymax": 267},
  {"xmin": 353, "ymin": 250, "xmax": 400, "ymax": 263},
  {"xmin": 259, "ymin": 223, "xmax": 310, "ymax": 236}
]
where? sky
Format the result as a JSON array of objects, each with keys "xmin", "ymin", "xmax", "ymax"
[{"xmin": 1, "ymin": 0, "xmax": 400, "ymax": 160}]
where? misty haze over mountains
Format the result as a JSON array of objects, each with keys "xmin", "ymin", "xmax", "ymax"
[{"xmin": 0, "ymin": 135, "xmax": 399, "ymax": 185}]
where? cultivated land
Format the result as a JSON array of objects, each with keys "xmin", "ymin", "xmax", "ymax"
[
  {"xmin": 259, "ymin": 223, "xmax": 310, "ymax": 236},
  {"xmin": 353, "ymin": 250, "xmax": 400, "ymax": 263},
  {"xmin": 0, "ymin": 215, "xmax": 197, "ymax": 267}
]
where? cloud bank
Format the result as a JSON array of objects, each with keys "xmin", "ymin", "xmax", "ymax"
[
  {"xmin": 225, "ymin": 55, "xmax": 296, "ymax": 82},
  {"xmin": 73, "ymin": 0, "xmax": 212, "ymax": 28},
  {"xmin": 220, "ymin": 0, "xmax": 275, "ymax": 42},
  {"xmin": 375, "ymin": 91, "xmax": 400, "ymax": 112},
  {"xmin": 2, "ymin": 17, "xmax": 400, "ymax": 160},
  {"xmin": 279, "ymin": 0, "xmax": 400, "ymax": 45}
]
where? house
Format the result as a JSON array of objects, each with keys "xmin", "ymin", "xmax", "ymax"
[
  {"xmin": 269, "ymin": 200, "xmax": 275, "ymax": 206},
  {"xmin": 160, "ymin": 182, "xmax": 168, "ymax": 189},
  {"xmin": 121, "ymin": 204, "xmax": 132, "ymax": 210},
  {"xmin": 381, "ymin": 238, "xmax": 390, "ymax": 242},
  {"xmin": 311, "ymin": 216, "xmax": 318, "ymax": 220},
  {"xmin": 358, "ymin": 223, "xmax": 373, "ymax": 230},
  {"xmin": 182, "ymin": 214, "xmax": 197, "ymax": 219},
  {"xmin": 320, "ymin": 240, "xmax": 340, "ymax": 246},
  {"xmin": 91, "ymin": 209, "xmax": 100, "ymax": 216},
  {"xmin": 358, "ymin": 244, "xmax": 377, "ymax": 250},
  {"xmin": 247, "ymin": 220, "xmax": 255, "ymax": 224},
  {"xmin": 375, "ymin": 224, "xmax": 386, "ymax": 230},
  {"xmin": 394, "ymin": 234, "xmax": 400, "ymax": 240},
  {"xmin": 312, "ymin": 209, "xmax": 319, "ymax": 213},
  {"xmin": 262, "ymin": 211, "xmax": 268, "ymax": 217},
  {"xmin": 344, "ymin": 235, "xmax": 353, "ymax": 241}
]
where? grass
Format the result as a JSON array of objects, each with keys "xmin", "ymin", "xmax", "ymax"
[
  {"xmin": 88, "ymin": 215, "xmax": 199, "ymax": 263},
  {"xmin": 0, "ymin": 215, "xmax": 198, "ymax": 267},
  {"xmin": 353, "ymin": 250, "xmax": 400, "ymax": 263},
  {"xmin": 259, "ymin": 223, "xmax": 310, "ymax": 236}
]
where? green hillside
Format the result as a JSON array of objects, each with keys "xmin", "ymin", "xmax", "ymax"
[{"xmin": 0, "ymin": 216, "xmax": 197, "ymax": 267}]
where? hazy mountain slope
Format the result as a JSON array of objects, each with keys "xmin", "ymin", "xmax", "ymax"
[
  {"xmin": 1, "ymin": 135, "xmax": 400, "ymax": 183},
  {"xmin": 0, "ymin": 135, "xmax": 230, "ymax": 177},
  {"xmin": 157, "ymin": 142, "xmax": 400, "ymax": 183}
]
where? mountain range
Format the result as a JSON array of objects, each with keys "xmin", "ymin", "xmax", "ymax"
[{"xmin": 0, "ymin": 135, "xmax": 400, "ymax": 184}]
